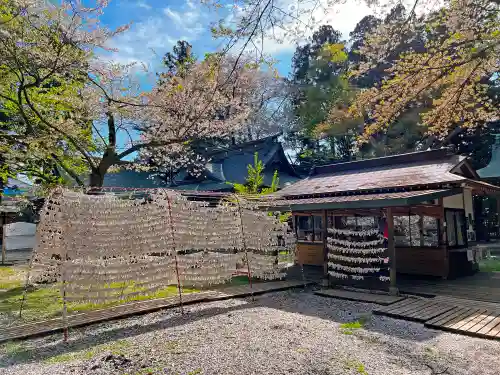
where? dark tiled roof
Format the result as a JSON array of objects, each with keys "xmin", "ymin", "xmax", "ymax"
[
  {"xmin": 174, "ymin": 136, "xmax": 300, "ymax": 191},
  {"xmin": 278, "ymin": 154, "xmax": 466, "ymax": 197}
]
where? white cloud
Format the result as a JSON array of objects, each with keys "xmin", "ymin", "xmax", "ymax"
[
  {"xmin": 164, "ymin": 7, "xmax": 182, "ymax": 24},
  {"xmin": 164, "ymin": 6, "xmax": 201, "ymax": 27},
  {"xmin": 259, "ymin": 1, "xmax": 373, "ymax": 55},
  {"xmin": 106, "ymin": 17, "xmax": 177, "ymax": 68},
  {"xmin": 136, "ymin": 0, "xmax": 151, "ymax": 10},
  {"xmin": 105, "ymin": 3, "xmax": 212, "ymax": 69},
  {"xmin": 237, "ymin": 0, "xmax": 437, "ymax": 56}
]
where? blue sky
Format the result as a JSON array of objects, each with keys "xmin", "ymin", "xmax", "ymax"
[
  {"xmin": 99, "ymin": 0, "xmax": 376, "ymax": 80},
  {"xmin": 93, "ymin": 0, "xmax": 378, "ymax": 160}
]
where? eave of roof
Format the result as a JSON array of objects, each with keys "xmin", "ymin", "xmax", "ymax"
[
  {"xmin": 277, "ymin": 156, "xmax": 465, "ymax": 198},
  {"xmin": 263, "ymin": 189, "xmax": 461, "ymax": 211}
]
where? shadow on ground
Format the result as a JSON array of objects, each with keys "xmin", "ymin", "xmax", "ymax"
[{"xmin": 0, "ymin": 287, "xmax": 443, "ymax": 367}]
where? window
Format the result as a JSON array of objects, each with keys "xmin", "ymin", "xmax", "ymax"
[
  {"xmin": 334, "ymin": 216, "xmax": 379, "ymax": 231},
  {"xmin": 394, "ymin": 215, "xmax": 439, "ymax": 248},
  {"xmin": 295, "ymin": 215, "xmax": 323, "ymax": 242},
  {"xmin": 445, "ymin": 209, "xmax": 467, "ymax": 247}
]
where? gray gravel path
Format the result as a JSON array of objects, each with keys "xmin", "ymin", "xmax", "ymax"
[{"xmin": 1, "ymin": 289, "xmax": 499, "ymax": 375}]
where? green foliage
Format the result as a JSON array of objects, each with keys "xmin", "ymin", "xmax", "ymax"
[
  {"xmin": 321, "ymin": 43, "xmax": 348, "ymax": 63},
  {"xmin": 230, "ymin": 152, "xmax": 279, "ymax": 195},
  {"xmin": 159, "ymin": 40, "xmax": 196, "ymax": 82},
  {"xmin": 279, "ymin": 212, "xmax": 292, "ymax": 223},
  {"xmin": 246, "ymin": 152, "xmax": 264, "ymax": 193},
  {"xmin": 289, "ymin": 25, "xmax": 356, "ymax": 167}
]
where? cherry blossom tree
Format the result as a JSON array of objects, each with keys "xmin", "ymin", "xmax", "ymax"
[
  {"xmin": 139, "ymin": 54, "xmax": 286, "ymax": 179},
  {"xmin": 349, "ymin": 0, "xmax": 500, "ymax": 144},
  {"xmin": 212, "ymin": 0, "xmax": 499, "ymax": 145},
  {"xmin": 0, "ymin": 0, "xmax": 268, "ymax": 188},
  {"xmin": 0, "ymin": 0, "xmax": 129, "ymax": 187}
]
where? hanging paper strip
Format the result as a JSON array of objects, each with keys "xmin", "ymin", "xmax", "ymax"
[
  {"xmin": 326, "ymin": 218, "xmax": 389, "ymax": 282},
  {"xmin": 29, "ymin": 189, "xmax": 296, "ymax": 309}
]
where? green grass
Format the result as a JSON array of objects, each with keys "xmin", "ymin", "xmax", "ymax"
[
  {"xmin": 0, "ymin": 266, "xmax": 25, "ymax": 290},
  {"xmin": 0, "ymin": 340, "xmax": 33, "ymax": 362},
  {"xmin": 340, "ymin": 319, "xmax": 367, "ymax": 335},
  {"xmin": 0, "ymin": 280, "xmax": 198, "ymax": 324},
  {"xmin": 44, "ymin": 339, "xmax": 131, "ymax": 364},
  {"xmin": 479, "ymin": 257, "xmax": 500, "ymax": 272},
  {"xmin": 342, "ymin": 358, "xmax": 368, "ymax": 375}
]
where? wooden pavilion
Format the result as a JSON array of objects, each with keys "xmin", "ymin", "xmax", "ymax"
[{"xmin": 267, "ymin": 148, "xmax": 500, "ymax": 294}]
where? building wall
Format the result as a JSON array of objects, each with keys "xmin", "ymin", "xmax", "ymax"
[
  {"xmin": 443, "ymin": 194, "xmax": 464, "ymax": 209},
  {"xmin": 442, "ymin": 189, "xmax": 476, "ymax": 243},
  {"xmin": 296, "ymin": 243, "xmax": 324, "ymax": 266}
]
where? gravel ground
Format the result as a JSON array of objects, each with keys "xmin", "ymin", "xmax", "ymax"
[{"xmin": 1, "ymin": 289, "xmax": 499, "ymax": 375}]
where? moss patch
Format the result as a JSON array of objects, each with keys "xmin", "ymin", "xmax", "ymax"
[
  {"xmin": 44, "ymin": 340, "xmax": 131, "ymax": 364},
  {"xmin": 342, "ymin": 358, "xmax": 369, "ymax": 375},
  {"xmin": 340, "ymin": 321, "xmax": 364, "ymax": 335}
]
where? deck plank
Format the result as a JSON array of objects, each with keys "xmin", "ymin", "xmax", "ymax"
[
  {"xmin": 487, "ymin": 320, "xmax": 500, "ymax": 337},
  {"xmin": 442, "ymin": 308, "xmax": 481, "ymax": 329},
  {"xmin": 373, "ymin": 298, "xmax": 414, "ymax": 312},
  {"xmin": 459, "ymin": 312, "xmax": 493, "ymax": 333},
  {"xmin": 382, "ymin": 300, "xmax": 430, "ymax": 315},
  {"xmin": 425, "ymin": 307, "xmax": 473, "ymax": 327},
  {"xmin": 477, "ymin": 315, "xmax": 500, "ymax": 335},
  {"xmin": 447, "ymin": 309, "xmax": 487, "ymax": 330},
  {"xmin": 468, "ymin": 313, "xmax": 500, "ymax": 333},
  {"xmin": 404, "ymin": 302, "xmax": 442, "ymax": 319},
  {"xmin": 417, "ymin": 304, "xmax": 456, "ymax": 321}
]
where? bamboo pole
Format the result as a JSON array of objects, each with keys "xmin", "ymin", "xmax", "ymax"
[
  {"xmin": 386, "ymin": 207, "xmax": 398, "ymax": 296},
  {"xmin": 166, "ymin": 194, "xmax": 184, "ymax": 314},
  {"xmin": 236, "ymin": 196, "xmax": 254, "ymax": 301},
  {"xmin": 1, "ymin": 224, "xmax": 5, "ymax": 265}
]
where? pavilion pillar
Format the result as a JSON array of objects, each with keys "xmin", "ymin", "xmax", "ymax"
[
  {"xmin": 496, "ymin": 197, "xmax": 500, "ymax": 238},
  {"xmin": 322, "ymin": 209, "xmax": 329, "ymax": 286},
  {"xmin": 387, "ymin": 207, "xmax": 398, "ymax": 295}
]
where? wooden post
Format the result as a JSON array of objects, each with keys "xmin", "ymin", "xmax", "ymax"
[
  {"xmin": 496, "ymin": 196, "xmax": 500, "ymax": 238},
  {"xmin": 438, "ymin": 197, "xmax": 449, "ymax": 278},
  {"xmin": 386, "ymin": 207, "xmax": 398, "ymax": 295},
  {"xmin": 236, "ymin": 196, "xmax": 254, "ymax": 301},
  {"xmin": 166, "ymin": 194, "xmax": 184, "ymax": 314},
  {"xmin": 1, "ymin": 223, "xmax": 5, "ymax": 265},
  {"xmin": 322, "ymin": 210, "xmax": 328, "ymax": 286}
]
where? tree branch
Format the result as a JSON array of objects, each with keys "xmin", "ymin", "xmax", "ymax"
[
  {"xmin": 116, "ymin": 139, "xmax": 184, "ymax": 160},
  {"xmin": 50, "ymin": 153, "xmax": 84, "ymax": 186},
  {"xmin": 21, "ymin": 87, "xmax": 97, "ymax": 169}
]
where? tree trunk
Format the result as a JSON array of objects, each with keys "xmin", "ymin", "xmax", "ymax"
[{"xmin": 89, "ymin": 169, "xmax": 105, "ymax": 188}]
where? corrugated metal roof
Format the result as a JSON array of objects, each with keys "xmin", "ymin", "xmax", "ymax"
[
  {"xmin": 265, "ymin": 189, "xmax": 457, "ymax": 210},
  {"xmin": 278, "ymin": 157, "xmax": 465, "ymax": 197}
]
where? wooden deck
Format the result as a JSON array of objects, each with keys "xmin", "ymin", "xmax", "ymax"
[
  {"xmin": 374, "ymin": 295, "xmax": 500, "ymax": 340},
  {"xmin": 0, "ymin": 280, "xmax": 307, "ymax": 343},
  {"xmin": 398, "ymin": 272, "xmax": 500, "ymax": 303},
  {"xmin": 315, "ymin": 289, "xmax": 405, "ymax": 305}
]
